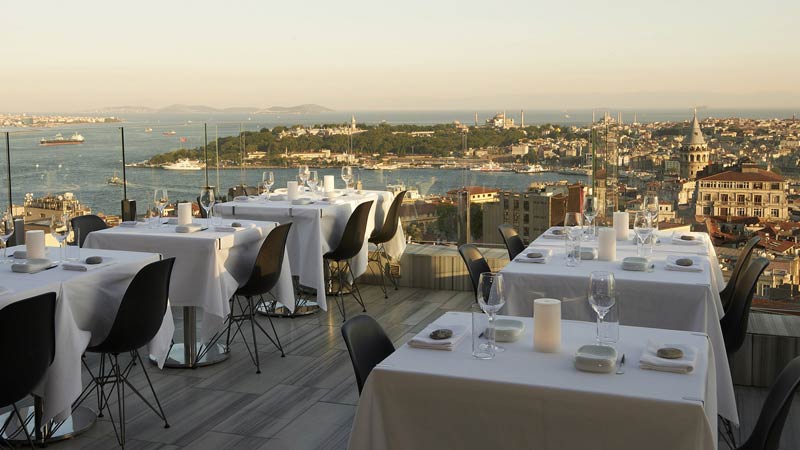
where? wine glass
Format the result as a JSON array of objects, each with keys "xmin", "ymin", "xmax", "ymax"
[
  {"xmin": 643, "ymin": 194, "xmax": 659, "ymax": 226},
  {"xmin": 154, "ymin": 188, "xmax": 168, "ymax": 226},
  {"xmin": 633, "ymin": 211, "xmax": 654, "ymax": 257},
  {"xmin": 50, "ymin": 214, "xmax": 69, "ymax": 263},
  {"xmin": 307, "ymin": 170, "xmax": 319, "ymax": 194},
  {"xmin": 0, "ymin": 210, "xmax": 15, "ymax": 263},
  {"xmin": 582, "ymin": 196, "xmax": 598, "ymax": 240},
  {"xmin": 200, "ymin": 186, "xmax": 215, "ymax": 225},
  {"xmin": 588, "ymin": 271, "xmax": 616, "ymax": 344},
  {"xmin": 341, "ymin": 166, "xmax": 353, "ymax": 192},
  {"xmin": 261, "ymin": 171, "xmax": 274, "ymax": 198},
  {"xmin": 298, "ymin": 165, "xmax": 310, "ymax": 188},
  {"xmin": 564, "ymin": 212, "xmax": 583, "ymax": 267},
  {"xmin": 477, "ymin": 272, "xmax": 505, "ymax": 352}
]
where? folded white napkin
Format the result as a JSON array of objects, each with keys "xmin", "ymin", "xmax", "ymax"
[
  {"xmin": 175, "ymin": 223, "xmax": 205, "ymax": 233},
  {"xmin": 540, "ymin": 227, "xmax": 566, "ymax": 239},
  {"xmin": 319, "ymin": 198, "xmax": 345, "ymax": 205},
  {"xmin": 12, "ymin": 259, "xmax": 56, "ymax": 274},
  {"xmin": 269, "ymin": 194, "xmax": 288, "ymax": 201},
  {"xmin": 665, "ymin": 255, "xmax": 704, "ymax": 272},
  {"xmin": 408, "ymin": 324, "xmax": 467, "ymax": 351},
  {"xmin": 639, "ymin": 340, "xmax": 698, "ymax": 374},
  {"xmin": 213, "ymin": 223, "xmax": 254, "ymax": 232},
  {"xmin": 514, "ymin": 248, "xmax": 554, "ymax": 264},
  {"xmin": 118, "ymin": 221, "xmax": 140, "ymax": 228},
  {"xmin": 670, "ymin": 232, "xmax": 704, "ymax": 245},
  {"xmin": 62, "ymin": 259, "xmax": 115, "ymax": 272}
]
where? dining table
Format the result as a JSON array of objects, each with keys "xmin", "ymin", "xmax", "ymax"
[
  {"xmin": 214, "ymin": 189, "xmax": 405, "ymax": 312},
  {"xmin": 349, "ymin": 311, "xmax": 717, "ymax": 450},
  {"xmin": 83, "ymin": 218, "xmax": 293, "ymax": 368},
  {"xmin": 499, "ymin": 227, "xmax": 737, "ymax": 425},
  {"xmin": 0, "ymin": 246, "xmax": 166, "ymax": 443}
]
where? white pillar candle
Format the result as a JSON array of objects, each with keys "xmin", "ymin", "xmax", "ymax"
[
  {"xmin": 597, "ymin": 227, "xmax": 617, "ymax": 261},
  {"xmin": 533, "ymin": 298, "xmax": 561, "ymax": 353},
  {"xmin": 177, "ymin": 202, "xmax": 192, "ymax": 225},
  {"xmin": 613, "ymin": 211, "xmax": 629, "ymax": 241},
  {"xmin": 287, "ymin": 181, "xmax": 299, "ymax": 201},
  {"xmin": 26, "ymin": 230, "xmax": 46, "ymax": 260},
  {"xmin": 323, "ymin": 175, "xmax": 335, "ymax": 193}
]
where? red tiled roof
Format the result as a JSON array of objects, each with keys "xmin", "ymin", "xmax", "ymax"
[{"xmin": 700, "ymin": 169, "xmax": 784, "ymax": 182}]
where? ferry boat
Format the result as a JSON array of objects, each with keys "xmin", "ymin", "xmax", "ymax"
[
  {"xmin": 144, "ymin": 127, "xmax": 153, "ymax": 133},
  {"xmin": 515, "ymin": 164, "xmax": 546, "ymax": 174},
  {"xmin": 363, "ymin": 163, "xmax": 399, "ymax": 170},
  {"xmin": 162, "ymin": 130, "xmax": 177, "ymax": 136},
  {"xmin": 162, "ymin": 159, "xmax": 203, "ymax": 171},
  {"xmin": 107, "ymin": 170, "xmax": 124, "ymax": 186},
  {"xmin": 470, "ymin": 161, "xmax": 510, "ymax": 172},
  {"xmin": 39, "ymin": 132, "xmax": 85, "ymax": 146}
]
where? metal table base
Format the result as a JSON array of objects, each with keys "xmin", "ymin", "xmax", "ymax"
[
  {"xmin": 0, "ymin": 401, "xmax": 96, "ymax": 445},
  {"xmin": 150, "ymin": 306, "xmax": 229, "ymax": 368},
  {"xmin": 257, "ymin": 300, "xmax": 320, "ymax": 317}
]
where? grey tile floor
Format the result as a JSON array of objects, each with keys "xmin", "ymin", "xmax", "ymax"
[{"xmin": 6, "ymin": 285, "xmax": 799, "ymax": 449}]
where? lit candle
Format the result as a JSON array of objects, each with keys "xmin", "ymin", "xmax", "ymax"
[
  {"xmin": 323, "ymin": 175, "xmax": 335, "ymax": 193},
  {"xmin": 287, "ymin": 181, "xmax": 299, "ymax": 201},
  {"xmin": 534, "ymin": 298, "xmax": 561, "ymax": 353},
  {"xmin": 613, "ymin": 212, "xmax": 629, "ymax": 241},
  {"xmin": 598, "ymin": 227, "xmax": 617, "ymax": 261},
  {"xmin": 177, "ymin": 202, "xmax": 192, "ymax": 226},
  {"xmin": 26, "ymin": 230, "xmax": 46, "ymax": 260}
]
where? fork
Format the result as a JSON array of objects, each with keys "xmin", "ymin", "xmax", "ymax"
[{"xmin": 616, "ymin": 353, "xmax": 626, "ymax": 374}]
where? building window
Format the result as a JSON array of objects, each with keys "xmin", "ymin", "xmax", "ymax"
[
  {"xmin": 753, "ymin": 182, "xmax": 763, "ymax": 189},
  {"xmin": 523, "ymin": 213, "xmax": 529, "ymax": 223},
  {"xmin": 737, "ymin": 195, "xmax": 746, "ymax": 204},
  {"xmin": 523, "ymin": 226, "xmax": 529, "ymax": 236},
  {"xmin": 514, "ymin": 200, "xmax": 519, "ymax": 209},
  {"xmin": 737, "ymin": 208, "xmax": 745, "ymax": 216},
  {"xmin": 771, "ymin": 183, "xmax": 780, "ymax": 190},
  {"xmin": 720, "ymin": 208, "xmax": 729, "ymax": 216},
  {"xmin": 523, "ymin": 202, "xmax": 529, "ymax": 211},
  {"xmin": 773, "ymin": 195, "xmax": 781, "ymax": 203},
  {"xmin": 771, "ymin": 208, "xmax": 780, "ymax": 217},
  {"xmin": 703, "ymin": 194, "xmax": 711, "ymax": 201},
  {"xmin": 703, "ymin": 206, "xmax": 712, "ymax": 215},
  {"xmin": 754, "ymin": 208, "xmax": 762, "ymax": 217},
  {"xmin": 754, "ymin": 194, "xmax": 762, "ymax": 204},
  {"xmin": 720, "ymin": 194, "xmax": 729, "ymax": 202}
]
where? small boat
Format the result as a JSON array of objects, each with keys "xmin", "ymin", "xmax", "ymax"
[
  {"xmin": 107, "ymin": 170, "xmax": 124, "ymax": 186},
  {"xmin": 162, "ymin": 159, "xmax": 203, "ymax": 171},
  {"xmin": 40, "ymin": 132, "xmax": 85, "ymax": 146},
  {"xmin": 162, "ymin": 130, "xmax": 177, "ymax": 136},
  {"xmin": 144, "ymin": 127, "xmax": 153, "ymax": 133},
  {"xmin": 515, "ymin": 164, "xmax": 546, "ymax": 174},
  {"xmin": 470, "ymin": 161, "xmax": 510, "ymax": 172}
]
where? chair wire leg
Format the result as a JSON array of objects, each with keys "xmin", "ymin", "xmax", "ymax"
[
  {"xmin": 11, "ymin": 404, "xmax": 34, "ymax": 450},
  {"xmin": 720, "ymin": 416, "xmax": 736, "ymax": 448},
  {"xmin": 347, "ymin": 262, "xmax": 366, "ymax": 312},
  {"xmin": 134, "ymin": 351, "xmax": 170, "ymax": 428},
  {"xmin": 113, "ymin": 354, "xmax": 126, "ymax": 449},
  {"xmin": 337, "ymin": 261, "xmax": 346, "ymax": 321},
  {"xmin": 248, "ymin": 297, "xmax": 261, "ymax": 374},
  {"xmin": 258, "ymin": 295, "xmax": 285, "ymax": 356}
]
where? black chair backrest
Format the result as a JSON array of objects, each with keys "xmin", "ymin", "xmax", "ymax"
[
  {"xmin": 237, "ymin": 223, "xmax": 292, "ymax": 297},
  {"xmin": 326, "ymin": 201, "xmax": 374, "ymax": 261},
  {"xmin": 721, "ymin": 257, "xmax": 769, "ymax": 357},
  {"xmin": 371, "ymin": 191, "xmax": 406, "ymax": 244},
  {"xmin": 498, "ymin": 224, "xmax": 525, "ymax": 261},
  {"xmin": 458, "ymin": 244, "xmax": 491, "ymax": 300},
  {"xmin": 720, "ymin": 236, "xmax": 762, "ymax": 311},
  {"xmin": 90, "ymin": 258, "xmax": 176, "ymax": 354},
  {"xmin": 341, "ymin": 315, "xmax": 395, "ymax": 394},
  {"xmin": 738, "ymin": 355, "xmax": 800, "ymax": 450},
  {"xmin": 71, "ymin": 214, "xmax": 109, "ymax": 247},
  {"xmin": 196, "ymin": 196, "xmax": 208, "ymax": 219},
  {"xmin": 0, "ymin": 292, "xmax": 56, "ymax": 407}
]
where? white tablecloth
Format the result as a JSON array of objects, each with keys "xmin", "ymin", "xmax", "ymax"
[
  {"xmin": 500, "ymin": 228, "xmax": 737, "ymax": 424},
  {"xmin": 349, "ymin": 312, "xmax": 716, "ymax": 450},
  {"xmin": 215, "ymin": 191, "xmax": 402, "ymax": 310},
  {"xmin": 84, "ymin": 219, "xmax": 293, "ymax": 342},
  {"xmin": 0, "ymin": 247, "xmax": 165, "ymax": 423}
]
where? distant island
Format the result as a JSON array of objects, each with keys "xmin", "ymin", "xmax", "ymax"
[{"xmin": 93, "ymin": 104, "xmax": 334, "ymax": 114}]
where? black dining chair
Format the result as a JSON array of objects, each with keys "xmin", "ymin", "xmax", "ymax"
[
  {"xmin": 218, "ymin": 223, "xmax": 292, "ymax": 374},
  {"xmin": 70, "ymin": 214, "xmax": 109, "ymax": 248},
  {"xmin": 720, "ymin": 236, "xmax": 761, "ymax": 312},
  {"xmin": 0, "ymin": 292, "xmax": 56, "ymax": 450},
  {"xmin": 368, "ymin": 191, "xmax": 406, "ymax": 298},
  {"xmin": 325, "ymin": 201, "xmax": 374, "ymax": 321},
  {"xmin": 77, "ymin": 258, "xmax": 175, "ymax": 449},
  {"xmin": 498, "ymin": 224, "xmax": 525, "ymax": 261},
  {"xmin": 196, "ymin": 196, "xmax": 207, "ymax": 219},
  {"xmin": 458, "ymin": 244, "xmax": 491, "ymax": 301},
  {"xmin": 734, "ymin": 355, "xmax": 800, "ymax": 450},
  {"xmin": 341, "ymin": 315, "xmax": 395, "ymax": 395}
]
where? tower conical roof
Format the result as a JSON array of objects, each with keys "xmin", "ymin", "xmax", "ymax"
[{"xmin": 687, "ymin": 110, "xmax": 706, "ymax": 146}]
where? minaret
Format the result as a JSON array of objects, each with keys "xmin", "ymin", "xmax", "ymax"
[
  {"xmin": 520, "ymin": 109, "xmax": 525, "ymax": 128},
  {"xmin": 502, "ymin": 110, "xmax": 506, "ymax": 128},
  {"xmin": 351, "ymin": 114, "xmax": 356, "ymax": 131},
  {"xmin": 617, "ymin": 112, "xmax": 622, "ymax": 124},
  {"xmin": 475, "ymin": 112, "xmax": 478, "ymax": 127},
  {"xmin": 679, "ymin": 109, "xmax": 709, "ymax": 179}
]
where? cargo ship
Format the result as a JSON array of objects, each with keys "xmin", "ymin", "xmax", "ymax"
[{"xmin": 39, "ymin": 132, "xmax": 85, "ymax": 146}]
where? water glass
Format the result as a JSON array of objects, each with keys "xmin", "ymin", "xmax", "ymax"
[
  {"xmin": 261, "ymin": 171, "xmax": 274, "ymax": 198},
  {"xmin": 341, "ymin": 166, "xmax": 353, "ymax": 192},
  {"xmin": 471, "ymin": 304, "xmax": 494, "ymax": 359},
  {"xmin": 643, "ymin": 194, "xmax": 659, "ymax": 226},
  {"xmin": 307, "ymin": 170, "xmax": 319, "ymax": 193},
  {"xmin": 154, "ymin": 188, "xmax": 169, "ymax": 226},
  {"xmin": 564, "ymin": 212, "xmax": 582, "ymax": 267},
  {"xmin": 599, "ymin": 303, "xmax": 619, "ymax": 345},
  {"xmin": 582, "ymin": 196, "xmax": 598, "ymax": 240},
  {"xmin": 298, "ymin": 165, "xmax": 310, "ymax": 186},
  {"xmin": 66, "ymin": 227, "xmax": 80, "ymax": 261},
  {"xmin": 50, "ymin": 214, "xmax": 69, "ymax": 263},
  {"xmin": 633, "ymin": 212, "xmax": 654, "ymax": 257},
  {"xmin": 200, "ymin": 186, "xmax": 215, "ymax": 220},
  {"xmin": 477, "ymin": 272, "xmax": 505, "ymax": 352}
]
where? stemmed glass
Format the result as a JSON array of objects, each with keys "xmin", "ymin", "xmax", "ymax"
[
  {"xmin": 200, "ymin": 186, "xmax": 216, "ymax": 225},
  {"xmin": 50, "ymin": 214, "xmax": 69, "ymax": 263},
  {"xmin": 154, "ymin": 188, "xmax": 169, "ymax": 226},
  {"xmin": 477, "ymin": 272, "xmax": 505, "ymax": 353},
  {"xmin": 588, "ymin": 271, "xmax": 616, "ymax": 344},
  {"xmin": 341, "ymin": 166, "xmax": 353, "ymax": 193},
  {"xmin": 582, "ymin": 196, "xmax": 598, "ymax": 240},
  {"xmin": 564, "ymin": 212, "xmax": 583, "ymax": 267},
  {"xmin": 298, "ymin": 165, "xmax": 310, "ymax": 189},
  {"xmin": 643, "ymin": 194, "xmax": 659, "ymax": 225},
  {"xmin": 0, "ymin": 210, "xmax": 15, "ymax": 263},
  {"xmin": 261, "ymin": 171, "xmax": 274, "ymax": 199},
  {"xmin": 633, "ymin": 212, "xmax": 654, "ymax": 257},
  {"xmin": 307, "ymin": 170, "xmax": 319, "ymax": 194}
]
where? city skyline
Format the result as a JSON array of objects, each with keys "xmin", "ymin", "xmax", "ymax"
[{"xmin": 2, "ymin": 0, "xmax": 799, "ymax": 112}]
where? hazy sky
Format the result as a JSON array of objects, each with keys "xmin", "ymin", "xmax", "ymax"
[{"xmin": 2, "ymin": 0, "xmax": 798, "ymax": 112}]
